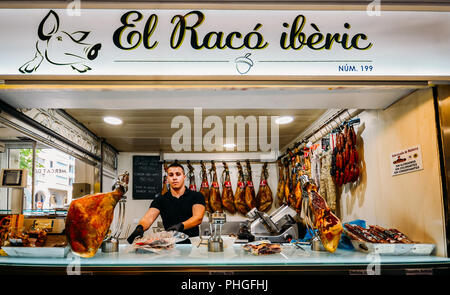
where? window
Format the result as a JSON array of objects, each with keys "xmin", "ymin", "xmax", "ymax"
[{"xmin": 1, "ymin": 146, "xmax": 76, "ymax": 212}]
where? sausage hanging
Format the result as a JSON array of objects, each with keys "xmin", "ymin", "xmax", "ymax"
[{"xmin": 331, "ymin": 123, "xmax": 360, "ymax": 187}]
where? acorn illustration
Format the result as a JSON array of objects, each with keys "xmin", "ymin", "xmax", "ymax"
[{"xmin": 235, "ymin": 53, "xmax": 254, "ymax": 74}]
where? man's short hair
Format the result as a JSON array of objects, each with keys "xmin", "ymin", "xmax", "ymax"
[{"xmin": 167, "ymin": 162, "xmax": 185, "ymax": 174}]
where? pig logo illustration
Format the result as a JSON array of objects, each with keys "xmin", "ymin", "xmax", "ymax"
[{"xmin": 19, "ymin": 10, "xmax": 102, "ymax": 73}]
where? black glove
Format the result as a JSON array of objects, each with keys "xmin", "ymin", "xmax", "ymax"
[
  {"xmin": 167, "ymin": 222, "xmax": 184, "ymax": 232},
  {"xmin": 127, "ymin": 225, "xmax": 144, "ymax": 244}
]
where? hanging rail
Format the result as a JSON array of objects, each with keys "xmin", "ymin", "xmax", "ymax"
[
  {"xmin": 279, "ymin": 108, "xmax": 363, "ymax": 161},
  {"xmin": 158, "ymin": 158, "xmax": 276, "ymax": 165}
]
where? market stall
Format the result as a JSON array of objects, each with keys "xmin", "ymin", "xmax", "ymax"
[{"xmin": 0, "ymin": 1, "xmax": 449, "ymax": 275}]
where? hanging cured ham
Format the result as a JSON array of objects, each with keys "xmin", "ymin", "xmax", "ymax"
[
  {"xmin": 304, "ymin": 182, "xmax": 343, "ymax": 253},
  {"xmin": 283, "ymin": 159, "xmax": 292, "ymax": 207},
  {"xmin": 187, "ymin": 161, "xmax": 197, "ymax": 192},
  {"xmin": 331, "ymin": 124, "xmax": 359, "ymax": 186},
  {"xmin": 209, "ymin": 160, "xmax": 223, "ymax": 212},
  {"xmin": 276, "ymin": 158, "xmax": 285, "ymax": 206},
  {"xmin": 161, "ymin": 161, "xmax": 169, "ymax": 196},
  {"xmin": 256, "ymin": 163, "xmax": 273, "ymax": 212},
  {"xmin": 293, "ymin": 150, "xmax": 303, "ymax": 213},
  {"xmin": 294, "ymin": 177, "xmax": 303, "ymax": 213},
  {"xmin": 65, "ymin": 172, "xmax": 129, "ymax": 258},
  {"xmin": 287, "ymin": 150, "xmax": 297, "ymax": 207},
  {"xmin": 234, "ymin": 161, "xmax": 248, "ymax": 215},
  {"xmin": 244, "ymin": 160, "xmax": 257, "ymax": 210},
  {"xmin": 199, "ymin": 161, "xmax": 212, "ymax": 213},
  {"xmin": 221, "ymin": 162, "xmax": 236, "ymax": 214}
]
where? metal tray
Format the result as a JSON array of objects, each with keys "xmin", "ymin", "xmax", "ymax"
[
  {"xmin": 2, "ymin": 246, "xmax": 70, "ymax": 258},
  {"xmin": 351, "ymin": 240, "xmax": 435, "ymax": 256}
]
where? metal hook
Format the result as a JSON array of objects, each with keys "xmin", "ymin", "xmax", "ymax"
[{"xmin": 346, "ymin": 109, "xmax": 351, "ymax": 119}]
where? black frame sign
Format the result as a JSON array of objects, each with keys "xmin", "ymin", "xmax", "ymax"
[{"xmin": 132, "ymin": 155, "xmax": 162, "ymax": 200}]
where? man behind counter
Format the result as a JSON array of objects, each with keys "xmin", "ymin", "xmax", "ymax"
[{"xmin": 127, "ymin": 162, "xmax": 206, "ymax": 244}]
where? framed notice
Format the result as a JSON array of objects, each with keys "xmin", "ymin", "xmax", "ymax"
[
  {"xmin": 132, "ymin": 156, "xmax": 162, "ymax": 199},
  {"xmin": 391, "ymin": 145, "xmax": 423, "ymax": 176}
]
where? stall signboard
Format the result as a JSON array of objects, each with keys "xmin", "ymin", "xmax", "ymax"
[
  {"xmin": 391, "ymin": 145, "xmax": 424, "ymax": 176},
  {"xmin": 0, "ymin": 9, "xmax": 449, "ymax": 77}
]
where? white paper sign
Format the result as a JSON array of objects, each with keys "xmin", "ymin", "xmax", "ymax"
[
  {"xmin": 0, "ymin": 9, "xmax": 449, "ymax": 77},
  {"xmin": 391, "ymin": 145, "xmax": 423, "ymax": 176}
]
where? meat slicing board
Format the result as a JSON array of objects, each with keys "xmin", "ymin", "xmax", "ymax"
[
  {"xmin": 1, "ymin": 246, "xmax": 70, "ymax": 258},
  {"xmin": 351, "ymin": 240, "xmax": 435, "ymax": 256}
]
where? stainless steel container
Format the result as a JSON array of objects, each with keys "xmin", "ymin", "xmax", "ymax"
[
  {"xmin": 311, "ymin": 236, "xmax": 325, "ymax": 251},
  {"xmin": 208, "ymin": 211, "xmax": 226, "ymax": 252},
  {"xmin": 101, "ymin": 237, "xmax": 119, "ymax": 253}
]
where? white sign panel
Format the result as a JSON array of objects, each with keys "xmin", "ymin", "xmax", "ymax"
[
  {"xmin": 391, "ymin": 145, "xmax": 424, "ymax": 176},
  {"xmin": 0, "ymin": 9, "xmax": 449, "ymax": 76}
]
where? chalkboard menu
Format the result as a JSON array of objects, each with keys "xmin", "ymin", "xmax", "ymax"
[{"xmin": 132, "ymin": 156, "xmax": 162, "ymax": 200}]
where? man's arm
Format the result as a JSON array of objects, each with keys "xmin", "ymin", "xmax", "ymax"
[
  {"xmin": 127, "ymin": 207, "xmax": 160, "ymax": 244},
  {"xmin": 181, "ymin": 204, "xmax": 205, "ymax": 230},
  {"xmin": 138, "ymin": 207, "xmax": 160, "ymax": 231}
]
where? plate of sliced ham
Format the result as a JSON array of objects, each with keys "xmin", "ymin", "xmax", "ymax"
[
  {"xmin": 242, "ymin": 240, "xmax": 282, "ymax": 255},
  {"xmin": 133, "ymin": 231, "xmax": 188, "ymax": 253}
]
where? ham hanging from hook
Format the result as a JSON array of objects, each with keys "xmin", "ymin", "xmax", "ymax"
[
  {"xmin": 234, "ymin": 161, "xmax": 248, "ymax": 215},
  {"xmin": 199, "ymin": 161, "xmax": 212, "ymax": 213},
  {"xmin": 276, "ymin": 158, "xmax": 285, "ymax": 206},
  {"xmin": 221, "ymin": 161, "xmax": 236, "ymax": 214},
  {"xmin": 256, "ymin": 162, "xmax": 273, "ymax": 212},
  {"xmin": 187, "ymin": 161, "xmax": 197, "ymax": 192},
  {"xmin": 161, "ymin": 161, "xmax": 169, "ymax": 196},
  {"xmin": 209, "ymin": 160, "xmax": 223, "ymax": 212},
  {"xmin": 244, "ymin": 159, "xmax": 257, "ymax": 210}
]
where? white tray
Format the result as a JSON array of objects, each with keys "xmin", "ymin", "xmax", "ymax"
[
  {"xmin": 351, "ymin": 240, "xmax": 435, "ymax": 256},
  {"xmin": 2, "ymin": 246, "xmax": 70, "ymax": 258}
]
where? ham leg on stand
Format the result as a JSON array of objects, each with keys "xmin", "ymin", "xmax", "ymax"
[
  {"xmin": 65, "ymin": 172, "xmax": 129, "ymax": 258},
  {"xmin": 301, "ymin": 176, "xmax": 343, "ymax": 253}
]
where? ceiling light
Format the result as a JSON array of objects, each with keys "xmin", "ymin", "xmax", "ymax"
[
  {"xmin": 275, "ymin": 116, "xmax": 293, "ymax": 125},
  {"xmin": 223, "ymin": 143, "xmax": 236, "ymax": 148},
  {"xmin": 103, "ymin": 116, "xmax": 123, "ymax": 125}
]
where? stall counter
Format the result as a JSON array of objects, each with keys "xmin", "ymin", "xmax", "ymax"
[{"xmin": 0, "ymin": 242, "xmax": 449, "ymax": 275}]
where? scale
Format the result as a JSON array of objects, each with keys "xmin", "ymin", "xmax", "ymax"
[{"xmin": 0, "ymin": 169, "xmax": 28, "ymax": 214}]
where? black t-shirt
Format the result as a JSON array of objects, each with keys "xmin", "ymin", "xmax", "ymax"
[{"xmin": 150, "ymin": 187, "xmax": 206, "ymax": 237}]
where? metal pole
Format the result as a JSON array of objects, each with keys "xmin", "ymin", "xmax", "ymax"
[{"xmin": 31, "ymin": 140, "xmax": 36, "ymax": 211}]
